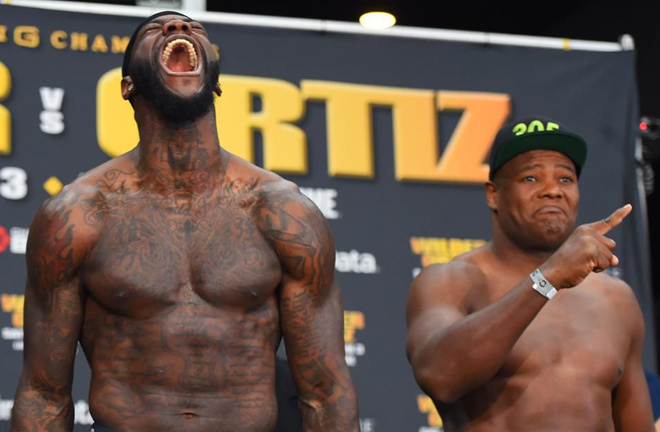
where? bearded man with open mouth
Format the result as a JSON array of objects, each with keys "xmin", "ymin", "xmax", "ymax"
[{"xmin": 11, "ymin": 11, "xmax": 359, "ymax": 432}]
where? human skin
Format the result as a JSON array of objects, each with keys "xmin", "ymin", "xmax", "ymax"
[
  {"xmin": 406, "ymin": 150, "xmax": 654, "ymax": 431},
  {"xmin": 11, "ymin": 15, "xmax": 359, "ymax": 432}
]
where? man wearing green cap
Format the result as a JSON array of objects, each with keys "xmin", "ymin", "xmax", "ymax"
[
  {"xmin": 11, "ymin": 11, "xmax": 358, "ymax": 432},
  {"xmin": 406, "ymin": 116, "xmax": 654, "ymax": 430}
]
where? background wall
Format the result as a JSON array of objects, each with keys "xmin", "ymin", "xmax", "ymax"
[
  {"xmin": 0, "ymin": 2, "xmax": 656, "ymax": 431},
  {"xmin": 75, "ymin": 0, "xmax": 660, "ymax": 367}
]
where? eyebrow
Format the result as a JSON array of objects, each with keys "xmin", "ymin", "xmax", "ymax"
[
  {"xmin": 556, "ymin": 163, "xmax": 576, "ymax": 173},
  {"xmin": 517, "ymin": 163, "xmax": 543, "ymax": 173},
  {"xmin": 517, "ymin": 163, "xmax": 576, "ymax": 174}
]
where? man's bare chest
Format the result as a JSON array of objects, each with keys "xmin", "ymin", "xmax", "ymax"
[
  {"xmin": 493, "ymin": 285, "xmax": 627, "ymax": 388},
  {"xmin": 80, "ymin": 192, "xmax": 282, "ymax": 315}
]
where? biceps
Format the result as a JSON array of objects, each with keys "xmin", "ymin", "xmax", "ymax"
[{"xmin": 406, "ymin": 307, "xmax": 465, "ymax": 358}]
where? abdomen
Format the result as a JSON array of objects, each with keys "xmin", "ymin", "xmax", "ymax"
[{"xmin": 80, "ymin": 299, "xmax": 281, "ymax": 431}]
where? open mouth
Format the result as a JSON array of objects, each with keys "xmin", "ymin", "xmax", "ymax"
[{"xmin": 161, "ymin": 39, "xmax": 198, "ymax": 73}]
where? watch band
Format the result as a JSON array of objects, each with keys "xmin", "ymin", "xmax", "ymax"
[{"xmin": 530, "ymin": 268, "xmax": 558, "ymax": 300}]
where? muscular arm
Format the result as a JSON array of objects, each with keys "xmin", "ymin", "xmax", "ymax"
[
  {"xmin": 12, "ymin": 188, "xmax": 90, "ymax": 431},
  {"xmin": 612, "ymin": 283, "xmax": 654, "ymax": 432},
  {"xmin": 407, "ymin": 206, "xmax": 632, "ymax": 404},
  {"xmin": 260, "ymin": 183, "xmax": 359, "ymax": 432},
  {"xmin": 405, "ymin": 262, "xmax": 548, "ymax": 403}
]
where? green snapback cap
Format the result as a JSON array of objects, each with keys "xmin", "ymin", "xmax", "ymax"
[{"xmin": 488, "ymin": 116, "xmax": 588, "ymax": 180}]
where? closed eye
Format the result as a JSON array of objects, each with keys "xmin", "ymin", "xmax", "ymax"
[{"xmin": 143, "ymin": 23, "xmax": 161, "ymax": 32}]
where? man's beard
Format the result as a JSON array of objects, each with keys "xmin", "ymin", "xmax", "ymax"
[{"xmin": 129, "ymin": 58, "xmax": 220, "ymax": 125}]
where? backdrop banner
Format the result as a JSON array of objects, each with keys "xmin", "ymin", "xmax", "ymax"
[{"xmin": 0, "ymin": 4, "xmax": 653, "ymax": 431}]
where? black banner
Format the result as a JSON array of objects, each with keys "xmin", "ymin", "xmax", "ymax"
[{"xmin": 0, "ymin": 4, "xmax": 653, "ymax": 431}]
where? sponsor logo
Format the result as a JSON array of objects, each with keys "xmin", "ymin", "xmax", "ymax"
[
  {"xmin": 417, "ymin": 395, "xmax": 443, "ymax": 432},
  {"xmin": 74, "ymin": 400, "xmax": 94, "ymax": 425},
  {"xmin": 0, "ymin": 226, "xmax": 28, "ymax": 254},
  {"xmin": 360, "ymin": 418, "xmax": 376, "ymax": 431},
  {"xmin": 0, "ymin": 399, "xmax": 92, "ymax": 424},
  {"xmin": 410, "ymin": 236, "xmax": 485, "ymax": 278},
  {"xmin": 10, "ymin": 227, "xmax": 28, "ymax": 254},
  {"xmin": 0, "ymin": 398, "xmax": 13, "ymax": 421},
  {"xmin": 0, "ymin": 226, "xmax": 8, "ymax": 253},
  {"xmin": 300, "ymin": 187, "xmax": 340, "ymax": 219},
  {"xmin": 1, "ymin": 294, "xmax": 24, "ymax": 351},
  {"xmin": 344, "ymin": 310, "xmax": 366, "ymax": 367},
  {"xmin": 336, "ymin": 250, "xmax": 379, "ymax": 274}
]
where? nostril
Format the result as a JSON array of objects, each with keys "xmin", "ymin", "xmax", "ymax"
[
  {"xmin": 182, "ymin": 23, "xmax": 190, "ymax": 32},
  {"xmin": 167, "ymin": 24, "xmax": 176, "ymax": 33}
]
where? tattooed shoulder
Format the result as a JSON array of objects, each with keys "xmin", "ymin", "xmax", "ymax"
[
  {"xmin": 224, "ymin": 152, "xmax": 334, "ymax": 257},
  {"xmin": 28, "ymin": 185, "xmax": 97, "ymax": 272},
  {"xmin": 27, "ymin": 159, "xmax": 134, "ymax": 272},
  {"xmin": 256, "ymin": 178, "xmax": 335, "ymax": 277},
  {"xmin": 258, "ymin": 179, "xmax": 327, "ymax": 232}
]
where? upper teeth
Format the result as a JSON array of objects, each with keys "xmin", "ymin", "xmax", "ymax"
[{"xmin": 161, "ymin": 39, "xmax": 198, "ymax": 69}]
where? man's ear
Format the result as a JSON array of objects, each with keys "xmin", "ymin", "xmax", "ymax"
[
  {"xmin": 485, "ymin": 181, "xmax": 499, "ymax": 212},
  {"xmin": 121, "ymin": 76, "xmax": 136, "ymax": 101}
]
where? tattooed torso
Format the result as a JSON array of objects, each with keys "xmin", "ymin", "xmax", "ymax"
[
  {"xmin": 13, "ymin": 141, "xmax": 358, "ymax": 432},
  {"xmin": 73, "ymin": 153, "xmax": 291, "ymax": 431}
]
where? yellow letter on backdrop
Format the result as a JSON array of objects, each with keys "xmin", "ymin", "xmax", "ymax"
[
  {"xmin": 431, "ymin": 92, "xmax": 510, "ymax": 183},
  {"xmin": 215, "ymin": 75, "xmax": 306, "ymax": 174},
  {"xmin": 302, "ymin": 81, "xmax": 436, "ymax": 179},
  {"xmin": 97, "ymin": 67, "xmax": 137, "ymax": 157},
  {"xmin": 0, "ymin": 62, "xmax": 11, "ymax": 155}
]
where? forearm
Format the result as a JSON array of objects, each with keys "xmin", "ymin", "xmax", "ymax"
[
  {"xmin": 412, "ymin": 277, "xmax": 548, "ymax": 402},
  {"xmin": 14, "ymin": 310, "xmax": 79, "ymax": 431},
  {"xmin": 299, "ymin": 377, "xmax": 359, "ymax": 432},
  {"xmin": 11, "ymin": 386, "xmax": 73, "ymax": 431}
]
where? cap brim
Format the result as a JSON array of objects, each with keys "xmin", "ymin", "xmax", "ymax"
[{"xmin": 490, "ymin": 131, "xmax": 587, "ymax": 179}]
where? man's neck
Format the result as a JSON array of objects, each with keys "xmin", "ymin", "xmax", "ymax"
[
  {"xmin": 134, "ymin": 109, "xmax": 224, "ymax": 194},
  {"xmin": 490, "ymin": 222, "xmax": 555, "ymax": 275}
]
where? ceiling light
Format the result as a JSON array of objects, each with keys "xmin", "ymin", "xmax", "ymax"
[{"xmin": 359, "ymin": 12, "xmax": 396, "ymax": 29}]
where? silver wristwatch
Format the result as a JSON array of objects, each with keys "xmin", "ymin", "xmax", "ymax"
[{"xmin": 530, "ymin": 268, "xmax": 558, "ymax": 300}]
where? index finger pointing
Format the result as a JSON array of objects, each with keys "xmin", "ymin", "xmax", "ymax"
[{"xmin": 590, "ymin": 204, "xmax": 632, "ymax": 235}]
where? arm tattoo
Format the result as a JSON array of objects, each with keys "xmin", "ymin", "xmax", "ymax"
[
  {"xmin": 259, "ymin": 185, "xmax": 359, "ymax": 431},
  {"xmin": 12, "ymin": 188, "xmax": 88, "ymax": 432}
]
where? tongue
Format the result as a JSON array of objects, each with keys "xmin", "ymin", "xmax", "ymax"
[{"xmin": 166, "ymin": 46, "xmax": 193, "ymax": 72}]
